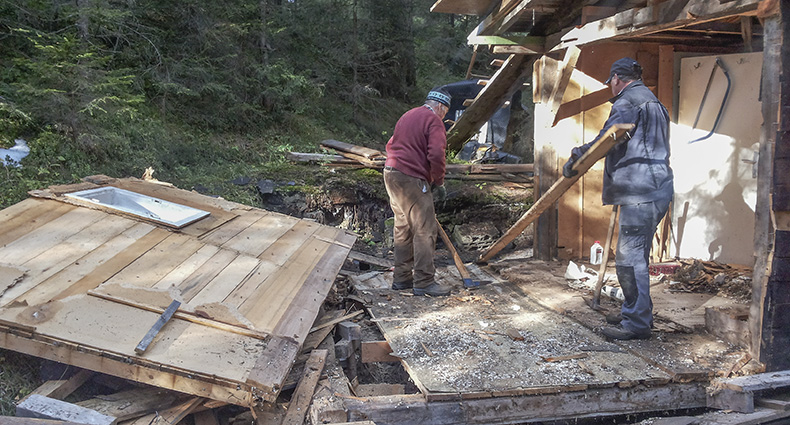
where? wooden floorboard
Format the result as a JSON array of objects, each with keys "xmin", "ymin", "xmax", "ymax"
[
  {"xmin": 104, "ymin": 233, "xmax": 204, "ymax": 289},
  {"xmin": 151, "ymin": 244, "xmax": 221, "ymax": 291},
  {"xmin": 0, "ymin": 205, "xmax": 104, "ymax": 265},
  {"xmin": 199, "ymin": 209, "xmax": 268, "ymax": 246},
  {"xmin": 177, "ymin": 249, "xmax": 239, "ymax": 302},
  {"xmin": 240, "ymin": 227, "xmax": 336, "ymax": 330},
  {"xmin": 50, "ymin": 227, "xmax": 171, "ymax": 302},
  {"xmin": 272, "ymin": 229, "xmax": 356, "ymax": 342},
  {"xmin": 187, "ymin": 254, "xmax": 260, "ymax": 307},
  {"xmin": 0, "ymin": 214, "xmax": 138, "ymax": 307},
  {"xmin": 222, "ymin": 212, "xmax": 299, "ymax": 257}
]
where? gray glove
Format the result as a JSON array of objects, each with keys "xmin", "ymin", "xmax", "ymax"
[
  {"xmin": 432, "ymin": 184, "xmax": 447, "ymax": 203},
  {"xmin": 562, "ymin": 157, "xmax": 578, "ymax": 178}
]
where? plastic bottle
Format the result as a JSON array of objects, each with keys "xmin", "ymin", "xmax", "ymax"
[{"xmin": 590, "ymin": 240, "xmax": 603, "ymax": 265}]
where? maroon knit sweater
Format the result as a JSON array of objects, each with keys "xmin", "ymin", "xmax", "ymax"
[{"xmin": 384, "ymin": 105, "xmax": 446, "ymax": 186}]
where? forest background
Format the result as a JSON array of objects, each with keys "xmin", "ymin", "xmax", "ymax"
[{"xmin": 0, "ymin": 0, "xmax": 488, "ymax": 209}]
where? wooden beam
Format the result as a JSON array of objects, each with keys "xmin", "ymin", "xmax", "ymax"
[
  {"xmin": 24, "ymin": 369, "xmax": 95, "ymax": 402},
  {"xmin": 553, "ymin": 87, "xmax": 611, "ymax": 126},
  {"xmin": 16, "ymin": 395, "xmax": 116, "ymax": 425},
  {"xmin": 343, "ymin": 383, "xmax": 706, "ymax": 424},
  {"xmin": 445, "ymin": 54, "xmax": 536, "ymax": 152},
  {"xmin": 281, "ymin": 350, "xmax": 328, "ymax": 425},
  {"xmin": 477, "ymin": 124, "xmax": 634, "ymax": 263},
  {"xmin": 492, "ymin": 45, "xmax": 543, "ymax": 55},
  {"xmin": 466, "ymin": 35, "xmax": 544, "ymax": 50},
  {"xmin": 547, "ymin": 0, "xmax": 762, "ymax": 51},
  {"xmin": 122, "ymin": 397, "xmax": 205, "ymax": 425},
  {"xmin": 547, "ymin": 46, "xmax": 581, "ymax": 117}
]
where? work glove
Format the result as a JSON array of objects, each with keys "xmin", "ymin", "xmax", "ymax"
[
  {"xmin": 432, "ymin": 184, "xmax": 447, "ymax": 203},
  {"xmin": 562, "ymin": 157, "xmax": 578, "ymax": 178}
]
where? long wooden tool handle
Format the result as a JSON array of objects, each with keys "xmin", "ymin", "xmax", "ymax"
[
  {"xmin": 593, "ymin": 205, "xmax": 619, "ymax": 302},
  {"xmin": 436, "ymin": 220, "xmax": 471, "ymax": 280},
  {"xmin": 477, "ymin": 124, "xmax": 634, "ymax": 264}
]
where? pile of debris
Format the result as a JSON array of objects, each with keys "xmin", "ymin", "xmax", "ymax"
[
  {"xmin": 288, "ymin": 139, "xmax": 534, "ymax": 184},
  {"xmin": 670, "ymin": 259, "xmax": 752, "ymax": 302}
]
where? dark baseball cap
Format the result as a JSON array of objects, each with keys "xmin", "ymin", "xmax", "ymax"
[{"xmin": 605, "ymin": 57, "xmax": 642, "ymax": 84}]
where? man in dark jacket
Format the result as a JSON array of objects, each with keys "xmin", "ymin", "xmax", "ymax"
[
  {"xmin": 384, "ymin": 88, "xmax": 452, "ymax": 297},
  {"xmin": 563, "ymin": 58, "xmax": 674, "ymax": 340}
]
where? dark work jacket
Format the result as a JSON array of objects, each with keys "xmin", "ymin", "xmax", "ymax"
[{"xmin": 572, "ymin": 81, "xmax": 674, "ymax": 205}]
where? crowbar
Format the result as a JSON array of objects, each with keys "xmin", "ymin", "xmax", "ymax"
[{"xmin": 436, "ymin": 219, "xmax": 480, "ymax": 288}]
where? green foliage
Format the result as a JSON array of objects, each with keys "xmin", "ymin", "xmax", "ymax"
[
  {"xmin": 0, "ymin": 349, "xmax": 42, "ymax": 416},
  {"xmin": 0, "ymin": 0, "xmax": 469, "ymax": 209}
]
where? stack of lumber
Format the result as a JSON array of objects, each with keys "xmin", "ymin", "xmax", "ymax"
[{"xmin": 288, "ymin": 140, "xmax": 534, "ymax": 184}]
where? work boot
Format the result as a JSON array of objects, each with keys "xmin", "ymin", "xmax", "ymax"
[
  {"xmin": 601, "ymin": 325, "xmax": 651, "ymax": 341},
  {"xmin": 391, "ymin": 280, "xmax": 413, "ymax": 290},
  {"xmin": 413, "ymin": 282, "xmax": 451, "ymax": 297},
  {"xmin": 606, "ymin": 312, "xmax": 622, "ymax": 324}
]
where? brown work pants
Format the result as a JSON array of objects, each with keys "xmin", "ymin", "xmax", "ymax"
[{"xmin": 383, "ymin": 167, "xmax": 437, "ymax": 289}]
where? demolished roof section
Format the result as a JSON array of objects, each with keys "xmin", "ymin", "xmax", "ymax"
[{"xmin": 0, "ymin": 175, "xmax": 356, "ymax": 407}]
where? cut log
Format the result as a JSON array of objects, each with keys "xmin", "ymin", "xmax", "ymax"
[
  {"xmin": 477, "ymin": 124, "xmax": 634, "ymax": 263},
  {"xmin": 319, "ymin": 140, "xmax": 385, "ymax": 160}
]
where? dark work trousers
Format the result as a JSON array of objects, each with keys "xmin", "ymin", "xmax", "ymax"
[
  {"xmin": 383, "ymin": 167, "xmax": 437, "ymax": 289},
  {"xmin": 615, "ymin": 198, "xmax": 671, "ymax": 334}
]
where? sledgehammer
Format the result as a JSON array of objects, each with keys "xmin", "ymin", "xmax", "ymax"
[{"xmin": 436, "ymin": 219, "xmax": 480, "ymax": 288}]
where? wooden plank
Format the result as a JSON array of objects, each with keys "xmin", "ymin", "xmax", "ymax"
[
  {"xmin": 707, "ymin": 388, "xmax": 754, "ymax": 413},
  {"xmin": 24, "ymin": 369, "xmax": 95, "ymax": 402},
  {"xmin": 13, "ymin": 223, "xmax": 159, "ymax": 306},
  {"xmin": 0, "ymin": 206, "xmax": 105, "ymax": 265},
  {"xmin": 719, "ymin": 370, "xmax": 790, "ymax": 392},
  {"xmin": 222, "ymin": 212, "xmax": 298, "ymax": 257},
  {"xmin": 1, "ymin": 214, "xmax": 138, "ymax": 306},
  {"xmin": 16, "ymin": 394, "xmax": 117, "ymax": 425},
  {"xmin": 446, "ymin": 54, "xmax": 536, "ymax": 152},
  {"xmin": 177, "ymin": 249, "xmax": 238, "ymax": 302},
  {"xmin": 0, "ymin": 417, "xmax": 82, "ymax": 425},
  {"xmin": 239, "ymin": 228, "xmax": 335, "ymax": 325},
  {"xmin": 319, "ymin": 140, "xmax": 385, "ymax": 159},
  {"xmin": 343, "ymin": 383, "xmax": 707, "ymax": 424},
  {"xmin": 281, "ymin": 349, "xmax": 328, "ymax": 425},
  {"xmin": 152, "ymin": 244, "xmax": 220, "ymax": 290},
  {"xmin": 76, "ymin": 386, "xmax": 186, "ymax": 422},
  {"xmin": 361, "ymin": 341, "xmax": 399, "ymax": 363},
  {"xmin": 87, "ymin": 289, "xmax": 268, "ymax": 339},
  {"xmin": 246, "ymin": 335, "xmax": 300, "ymax": 402},
  {"xmin": 135, "ymin": 299, "xmax": 181, "ymax": 354},
  {"xmin": 104, "ymin": 233, "xmax": 204, "ymax": 289},
  {"xmin": 120, "ymin": 397, "xmax": 204, "ymax": 425},
  {"xmin": 271, "ymin": 229, "xmax": 356, "ymax": 341},
  {"xmin": 347, "ymin": 251, "xmax": 393, "ymax": 269},
  {"xmin": 199, "ymin": 209, "xmax": 268, "ymax": 246},
  {"xmin": 0, "ymin": 198, "xmax": 70, "ymax": 248},
  {"xmin": 0, "ymin": 319, "xmax": 256, "ymax": 407},
  {"xmin": 548, "ymin": 0, "xmax": 762, "ymax": 51},
  {"xmin": 553, "ymin": 87, "xmax": 611, "ymax": 126},
  {"xmin": 257, "ymin": 219, "xmax": 323, "ymax": 265},
  {"xmin": 187, "ymin": 254, "xmax": 260, "ymax": 307},
  {"xmin": 548, "ymin": 46, "xmax": 581, "ymax": 117},
  {"xmin": 478, "ymin": 124, "xmax": 634, "ymax": 263}
]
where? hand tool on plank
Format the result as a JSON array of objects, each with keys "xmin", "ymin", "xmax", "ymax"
[
  {"xmin": 436, "ymin": 219, "xmax": 479, "ymax": 288},
  {"xmin": 588, "ymin": 205, "xmax": 618, "ymax": 311}
]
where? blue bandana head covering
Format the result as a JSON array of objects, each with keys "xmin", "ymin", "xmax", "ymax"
[{"xmin": 426, "ymin": 87, "xmax": 451, "ymax": 107}]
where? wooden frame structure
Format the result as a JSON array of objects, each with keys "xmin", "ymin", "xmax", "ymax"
[
  {"xmin": 431, "ymin": 0, "xmax": 787, "ymax": 371},
  {"xmin": 0, "ymin": 176, "xmax": 356, "ymax": 407}
]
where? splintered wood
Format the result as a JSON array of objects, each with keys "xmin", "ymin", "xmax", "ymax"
[{"xmin": 671, "ymin": 259, "xmax": 752, "ymax": 302}]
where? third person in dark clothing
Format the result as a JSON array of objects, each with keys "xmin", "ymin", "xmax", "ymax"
[{"xmin": 563, "ymin": 57, "xmax": 674, "ymax": 340}]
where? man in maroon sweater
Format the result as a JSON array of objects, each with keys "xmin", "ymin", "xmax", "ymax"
[{"xmin": 384, "ymin": 88, "xmax": 452, "ymax": 296}]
